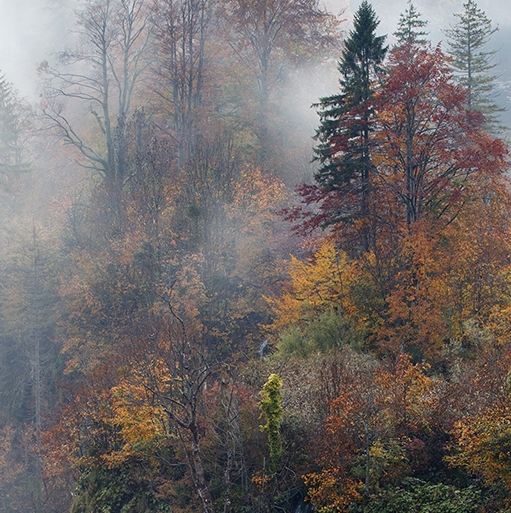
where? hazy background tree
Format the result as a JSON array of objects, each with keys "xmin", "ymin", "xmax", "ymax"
[
  {"xmin": 219, "ymin": 0, "xmax": 339, "ymax": 109},
  {"xmin": 39, "ymin": 0, "xmax": 152, "ymax": 214},
  {"xmin": 151, "ymin": 0, "xmax": 211, "ymax": 167},
  {"xmin": 0, "ymin": 221, "xmax": 61, "ymax": 512},
  {"xmin": 0, "ymin": 75, "xmax": 29, "ymax": 180},
  {"xmin": 218, "ymin": 0, "xmax": 342, "ymax": 169},
  {"xmin": 445, "ymin": 0, "xmax": 504, "ymax": 129},
  {"xmin": 393, "ymin": 0, "xmax": 428, "ymax": 45}
]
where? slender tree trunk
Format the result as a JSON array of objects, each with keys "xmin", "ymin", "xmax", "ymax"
[
  {"xmin": 405, "ymin": 103, "xmax": 416, "ymax": 224},
  {"xmin": 187, "ymin": 423, "xmax": 215, "ymax": 513}
]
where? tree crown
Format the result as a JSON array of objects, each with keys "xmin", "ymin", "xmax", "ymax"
[{"xmin": 394, "ymin": 0, "xmax": 429, "ymax": 46}]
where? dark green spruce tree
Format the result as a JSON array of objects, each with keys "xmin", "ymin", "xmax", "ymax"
[
  {"xmin": 313, "ymin": 1, "xmax": 387, "ymax": 252},
  {"xmin": 445, "ymin": 0, "xmax": 504, "ymax": 129}
]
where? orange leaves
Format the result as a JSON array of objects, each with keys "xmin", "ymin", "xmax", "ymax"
[
  {"xmin": 328, "ymin": 353, "xmax": 436, "ymax": 441},
  {"xmin": 374, "ymin": 355, "xmax": 436, "ymax": 434},
  {"xmin": 304, "ymin": 467, "xmax": 361, "ymax": 513},
  {"xmin": 269, "ymin": 199, "xmax": 511, "ymax": 361},
  {"xmin": 377, "ymin": 222, "xmax": 448, "ymax": 358},
  {"xmin": 373, "ymin": 199, "xmax": 511, "ymax": 360},
  {"xmin": 302, "ymin": 352, "xmax": 439, "ymax": 512}
]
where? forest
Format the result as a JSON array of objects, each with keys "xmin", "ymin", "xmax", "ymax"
[{"xmin": 0, "ymin": 0, "xmax": 510, "ymax": 511}]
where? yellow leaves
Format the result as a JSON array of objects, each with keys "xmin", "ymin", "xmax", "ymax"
[
  {"xmin": 486, "ymin": 266, "xmax": 511, "ymax": 347},
  {"xmin": 290, "ymin": 243, "xmax": 347, "ymax": 309},
  {"xmin": 447, "ymin": 403, "xmax": 511, "ymax": 494},
  {"xmin": 251, "ymin": 472, "xmax": 270, "ymax": 490},
  {"xmin": 95, "ymin": 362, "xmax": 174, "ymax": 468},
  {"xmin": 102, "ymin": 400, "xmax": 167, "ymax": 467},
  {"xmin": 266, "ymin": 239, "xmax": 358, "ymax": 333},
  {"xmin": 163, "ymin": 253, "xmax": 208, "ymax": 323},
  {"xmin": 110, "ymin": 384, "xmax": 166, "ymax": 442},
  {"xmin": 232, "ymin": 165, "xmax": 287, "ymax": 216}
]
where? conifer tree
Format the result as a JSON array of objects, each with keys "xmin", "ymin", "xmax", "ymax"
[
  {"xmin": 445, "ymin": 0, "xmax": 504, "ymax": 128},
  {"xmin": 0, "ymin": 74, "xmax": 27, "ymax": 179},
  {"xmin": 313, "ymin": 1, "xmax": 387, "ymax": 251},
  {"xmin": 394, "ymin": 0, "xmax": 428, "ymax": 45}
]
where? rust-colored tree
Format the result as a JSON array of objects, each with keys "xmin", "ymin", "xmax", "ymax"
[{"xmin": 303, "ymin": 353, "xmax": 440, "ymax": 512}]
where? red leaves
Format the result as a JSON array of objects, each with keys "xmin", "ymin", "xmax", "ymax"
[
  {"xmin": 376, "ymin": 42, "xmax": 491, "ymax": 226},
  {"xmin": 300, "ymin": 39, "xmax": 508, "ymax": 238}
]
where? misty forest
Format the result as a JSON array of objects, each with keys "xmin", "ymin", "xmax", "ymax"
[{"xmin": 1, "ymin": 0, "xmax": 511, "ymax": 511}]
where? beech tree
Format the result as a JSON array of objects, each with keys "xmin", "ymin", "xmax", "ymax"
[
  {"xmin": 91, "ymin": 283, "xmax": 220, "ymax": 513},
  {"xmin": 376, "ymin": 39, "xmax": 505, "ymax": 226},
  {"xmin": 371, "ymin": 29, "xmax": 509, "ymax": 356},
  {"xmin": 265, "ymin": 238, "xmax": 369, "ymax": 356}
]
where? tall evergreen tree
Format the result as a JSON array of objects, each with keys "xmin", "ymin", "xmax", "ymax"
[
  {"xmin": 394, "ymin": 0, "xmax": 428, "ymax": 45},
  {"xmin": 313, "ymin": 1, "xmax": 387, "ymax": 251},
  {"xmin": 445, "ymin": 0, "xmax": 504, "ymax": 128}
]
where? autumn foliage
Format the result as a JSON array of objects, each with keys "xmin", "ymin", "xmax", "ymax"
[{"xmin": 2, "ymin": 1, "xmax": 511, "ymax": 512}]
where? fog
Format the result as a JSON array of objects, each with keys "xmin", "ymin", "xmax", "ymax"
[
  {"xmin": 0, "ymin": 0, "xmax": 75, "ymax": 97},
  {"xmin": 1, "ymin": 2, "xmax": 510, "ymax": 510},
  {"xmin": 1, "ymin": 0, "xmax": 509, "ymax": 109}
]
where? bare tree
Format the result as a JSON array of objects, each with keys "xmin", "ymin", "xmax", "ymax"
[
  {"xmin": 136, "ymin": 294, "xmax": 217, "ymax": 513},
  {"xmin": 151, "ymin": 0, "xmax": 211, "ymax": 167},
  {"xmin": 39, "ymin": 0, "xmax": 152, "ymax": 205}
]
